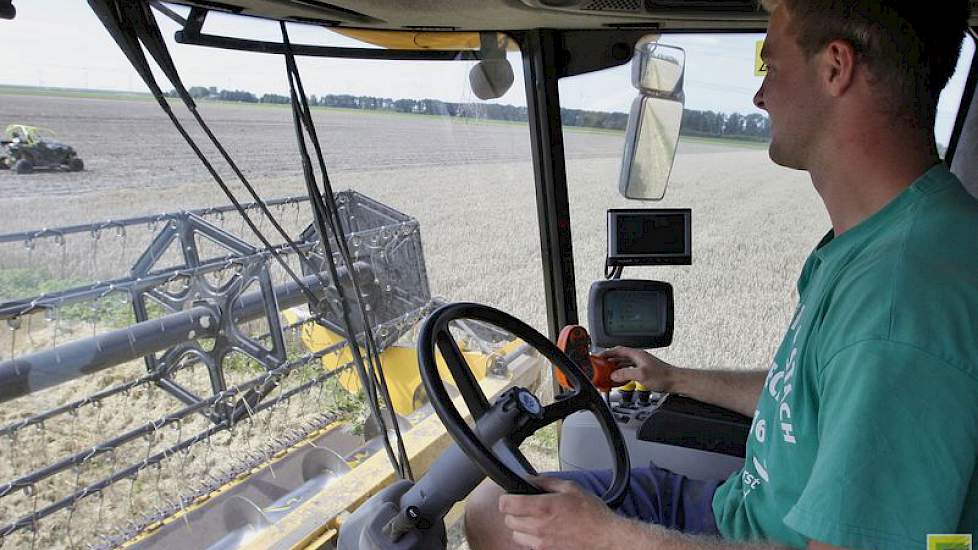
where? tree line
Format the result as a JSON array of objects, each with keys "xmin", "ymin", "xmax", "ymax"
[{"xmin": 171, "ymin": 86, "xmax": 770, "ymax": 141}]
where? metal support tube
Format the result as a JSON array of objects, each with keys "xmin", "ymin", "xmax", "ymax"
[
  {"xmin": 0, "ymin": 305, "xmax": 217, "ymax": 403},
  {"xmin": 0, "ymin": 270, "xmax": 331, "ymax": 404},
  {"xmin": 521, "ymin": 30, "xmax": 579, "ymax": 341},
  {"xmin": 175, "ymin": 30, "xmax": 480, "ymax": 61}
]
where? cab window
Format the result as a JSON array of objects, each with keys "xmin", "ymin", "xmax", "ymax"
[{"xmin": 560, "ymin": 31, "xmax": 976, "ymax": 374}]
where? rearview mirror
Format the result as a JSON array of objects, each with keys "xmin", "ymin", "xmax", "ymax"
[{"xmin": 619, "ymin": 43, "xmax": 685, "ymax": 201}]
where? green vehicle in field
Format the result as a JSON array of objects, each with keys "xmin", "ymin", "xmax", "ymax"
[{"xmin": 0, "ymin": 123, "xmax": 84, "ymax": 174}]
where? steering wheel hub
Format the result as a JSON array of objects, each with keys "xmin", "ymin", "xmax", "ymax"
[{"xmin": 516, "ymin": 388, "xmax": 544, "ymax": 418}]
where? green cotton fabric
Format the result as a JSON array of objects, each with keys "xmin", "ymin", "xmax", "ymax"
[{"xmin": 712, "ymin": 164, "xmax": 978, "ymax": 549}]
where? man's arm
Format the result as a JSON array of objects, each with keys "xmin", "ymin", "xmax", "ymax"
[
  {"xmin": 601, "ymin": 347, "xmax": 767, "ymax": 417},
  {"xmin": 498, "ymin": 476, "xmax": 847, "ymax": 550}
]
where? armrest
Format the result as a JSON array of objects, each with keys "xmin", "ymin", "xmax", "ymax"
[{"xmin": 637, "ymin": 394, "xmax": 751, "ymax": 458}]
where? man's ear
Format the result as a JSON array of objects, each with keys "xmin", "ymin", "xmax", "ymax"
[{"xmin": 820, "ymin": 39, "xmax": 857, "ymax": 97}]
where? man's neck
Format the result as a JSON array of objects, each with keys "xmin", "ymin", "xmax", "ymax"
[{"xmin": 808, "ymin": 129, "xmax": 939, "ymax": 237}]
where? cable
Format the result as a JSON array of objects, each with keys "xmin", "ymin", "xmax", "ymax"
[
  {"xmin": 90, "ymin": 1, "xmax": 332, "ymax": 315},
  {"xmin": 281, "ymin": 22, "xmax": 414, "ymax": 481},
  {"xmin": 86, "ymin": 0, "xmax": 372, "ymax": 426},
  {"xmin": 284, "ymin": 35, "xmax": 414, "ymax": 481},
  {"xmin": 88, "ymin": 0, "xmax": 415, "ymax": 481},
  {"xmin": 281, "ymin": 46, "xmax": 404, "ymax": 479}
]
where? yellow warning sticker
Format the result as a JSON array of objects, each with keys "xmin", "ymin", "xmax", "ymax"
[
  {"xmin": 928, "ymin": 534, "xmax": 973, "ymax": 550},
  {"xmin": 755, "ymin": 39, "xmax": 767, "ymax": 77}
]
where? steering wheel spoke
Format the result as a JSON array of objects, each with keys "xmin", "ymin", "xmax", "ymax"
[
  {"xmin": 512, "ymin": 389, "xmax": 587, "ymax": 443},
  {"xmin": 435, "ymin": 328, "xmax": 490, "ymax": 419},
  {"xmin": 494, "ymin": 438, "xmax": 539, "ymax": 479}
]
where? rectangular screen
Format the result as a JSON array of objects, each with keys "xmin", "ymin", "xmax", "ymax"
[
  {"xmin": 588, "ymin": 279, "xmax": 674, "ymax": 349},
  {"xmin": 603, "ymin": 289, "xmax": 665, "ymax": 336},
  {"xmin": 607, "ymin": 209, "xmax": 691, "ymax": 266},
  {"xmin": 616, "ymin": 214, "xmax": 686, "ymax": 255}
]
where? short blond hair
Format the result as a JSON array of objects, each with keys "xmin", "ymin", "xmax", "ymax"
[{"xmin": 759, "ymin": 0, "xmax": 780, "ymax": 11}]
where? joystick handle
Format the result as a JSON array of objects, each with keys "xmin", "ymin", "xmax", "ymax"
[{"xmin": 555, "ymin": 325, "xmax": 624, "ymax": 393}]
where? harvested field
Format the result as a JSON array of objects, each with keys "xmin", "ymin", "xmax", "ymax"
[
  {"xmin": 0, "ymin": 93, "xmax": 621, "ymax": 201},
  {"xmin": 0, "ymin": 92, "xmax": 825, "ymax": 548},
  {"xmin": 0, "ymin": 93, "xmax": 746, "ymax": 204}
]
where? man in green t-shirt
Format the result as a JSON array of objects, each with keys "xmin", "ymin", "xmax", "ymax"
[{"xmin": 466, "ymin": 1, "xmax": 976, "ymax": 549}]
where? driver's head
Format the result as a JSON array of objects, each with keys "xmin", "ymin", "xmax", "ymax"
[{"xmin": 754, "ymin": 0, "xmax": 971, "ymax": 170}]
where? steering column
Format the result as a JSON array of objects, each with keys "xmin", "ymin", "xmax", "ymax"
[{"xmin": 337, "ymin": 303, "xmax": 630, "ymax": 550}]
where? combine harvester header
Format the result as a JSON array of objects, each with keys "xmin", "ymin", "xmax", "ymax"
[{"xmin": 0, "ymin": 193, "xmax": 537, "ymax": 548}]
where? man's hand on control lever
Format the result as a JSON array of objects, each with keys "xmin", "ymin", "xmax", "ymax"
[
  {"xmin": 599, "ymin": 346, "xmax": 677, "ymax": 393},
  {"xmin": 600, "ymin": 347, "xmax": 768, "ymax": 418}
]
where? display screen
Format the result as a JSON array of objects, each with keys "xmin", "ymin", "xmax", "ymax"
[
  {"xmin": 603, "ymin": 289, "xmax": 664, "ymax": 336},
  {"xmin": 616, "ymin": 213, "xmax": 686, "ymax": 255}
]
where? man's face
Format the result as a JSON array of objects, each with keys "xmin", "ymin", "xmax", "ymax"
[{"xmin": 753, "ymin": 6, "xmax": 826, "ymax": 170}]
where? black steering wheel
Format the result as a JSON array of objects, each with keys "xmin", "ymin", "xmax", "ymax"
[{"xmin": 418, "ymin": 302, "xmax": 630, "ymax": 507}]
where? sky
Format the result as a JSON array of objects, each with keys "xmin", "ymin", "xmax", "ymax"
[{"xmin": 0, "ymin": 1, "xmax": 974, "ymax": 144}]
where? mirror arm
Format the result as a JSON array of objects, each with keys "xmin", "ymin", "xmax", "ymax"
[
  {"xmin": 479, "ymin": 31, "xmax": 505, "ymax": 60},
  {"xmin": 149, "ymin": 1, "xmax": 187, "ymax": 26},
  {"xmin": 183, "ymin": 6, "xmax": 207, "ymax": 35}
]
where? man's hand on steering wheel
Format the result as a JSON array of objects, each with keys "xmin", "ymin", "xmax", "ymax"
[{"xmin": 499, "ymin": 476, "xmax": 624, "ymax": 550}]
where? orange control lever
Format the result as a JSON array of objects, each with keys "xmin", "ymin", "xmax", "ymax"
[{"xmin": 555, "ymin": 325, "xmax": 622, "ymax": 393}]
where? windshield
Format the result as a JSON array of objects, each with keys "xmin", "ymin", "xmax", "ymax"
[
  {"xmin": 0, "ymin": 4, "xmax": 975, "ymax": 549},
  {"xmin": 0, "ymin": 5, "xmax": 549, "ymax": 547}
]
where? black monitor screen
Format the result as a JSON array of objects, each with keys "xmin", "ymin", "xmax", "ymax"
[
  {"xmin": 616, "ymin": 213, "xmax": 686, "ymax": 255},
  {"xmin": 603, "ymin": 289, "xmax": 665, "ymax": 336}
]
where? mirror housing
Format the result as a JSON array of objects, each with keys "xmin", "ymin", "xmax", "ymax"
[
  {"xmin": 619, "ymin": 43, "xmax": 686, "ymax": 201},
  {"xmin": 470, "ymin": 33, "xmax": 514, "ymax": 100},
  {"xmin": 469, "ymin": 58, "xmax": 515, "ymax": 100}
]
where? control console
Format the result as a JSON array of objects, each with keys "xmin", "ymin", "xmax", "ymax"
[
  {"xmin": 554, "ymin": 325, "xmax": 749, "ymax": 482},
  {"xmin": 560, "ymin": 386, "xmax": 747, "ymax": 482},
  {"xmin": 558, "ymin": 208, "xmax": 748, "ymax": 483}
]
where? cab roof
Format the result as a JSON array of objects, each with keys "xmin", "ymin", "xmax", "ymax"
[
  {"xmin": 165, "ymin": 0, "xmax": 773, "ymax": 31},
  {"xmin": 163, "ymin": 0, "xmax": 978, "ymax": 34}
]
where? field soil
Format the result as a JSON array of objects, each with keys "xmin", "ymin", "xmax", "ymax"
[{"xmin": 0, "ymin": 94, "xmax": 625, "ymax": 203}]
